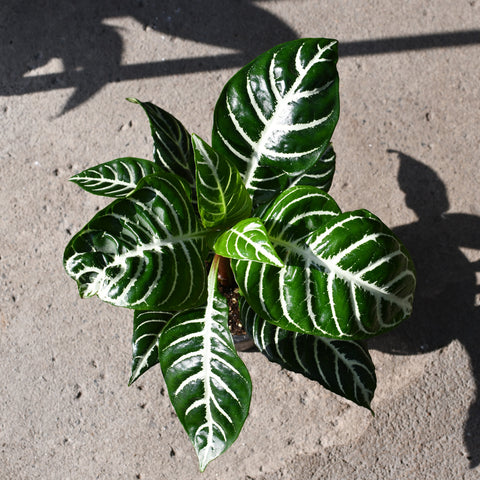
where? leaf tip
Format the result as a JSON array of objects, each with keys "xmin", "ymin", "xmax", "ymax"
[
  {"xmin": 191, "ymin": 133, "xmax": 206, "ymax": 152},
  {"xmin": 68, "ymin": 174, "xmax": 84, "ymax": 187},
  {"xmin": 126, "ymin": 97, "xmax": 140, "ymax": 104},
  {"xmin": 272, "ymin": 257, "xmax": 285, "ymax": 268},
  {"xmin": 197, "ymin": 450, "xmax": 216, "ymax": 473}
]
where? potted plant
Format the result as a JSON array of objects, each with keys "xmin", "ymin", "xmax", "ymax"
[{"xmin": 63, "ymin": 38, "xmax": 416, "ymax": 471}]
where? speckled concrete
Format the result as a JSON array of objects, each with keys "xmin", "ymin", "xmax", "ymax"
[{"xmin": 1, "ymin": 1, "xmax": 479, "ymax": 479}]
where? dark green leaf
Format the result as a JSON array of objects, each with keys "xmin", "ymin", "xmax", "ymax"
[
  {"xmin": 128, "ymin": 98, "xmax": 195, "ymax": 189},
  {"xmin": 158, "ymin": 256, "xmax": 252, "ymax": 471},
  {"xmin": 241, "ymin": 300, "xmax": 376, "ymax": 410},
  {"xmin": 129, "ymin": 310, "xmax": 172, "ymax": 386},
  {"xmin": 288, "ymin": 144, "xmax": 336, "ymax": 192},
  {"xmin": 213, "ymin": 38, "xmax": 339, "ymax": 205},
  {"xmin": 232, "ymin": 186, "xmax": 416, "ymax": 339},
  {"xmin": 64, "ymin": 174, "xmax": 207, "ymax": 310},
  {"xmin": 70, "ymin": 157, "xmax": 164, "ymax": 197}
]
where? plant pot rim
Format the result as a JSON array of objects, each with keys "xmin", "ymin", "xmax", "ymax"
[{"xmin": 233, "ymin": 334, "xmax": 255, "ymax": 352}]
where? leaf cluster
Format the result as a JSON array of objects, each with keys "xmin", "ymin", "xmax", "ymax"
[{"xmin": 64, "ymin": 38, "xmax": 416, "ymax": 471}]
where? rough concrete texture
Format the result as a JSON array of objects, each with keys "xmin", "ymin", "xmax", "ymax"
[{"xmin": 1, "ymin": 1, "xmax": 479, "ymax": 479}]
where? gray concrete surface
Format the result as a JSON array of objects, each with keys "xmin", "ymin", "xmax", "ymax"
[{"xmin": 1, "ymin": 1, "xmax": 480, "ymax": 478}]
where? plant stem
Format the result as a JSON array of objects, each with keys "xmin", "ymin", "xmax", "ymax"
[{"xmin": 216, "ymin": 254, "xmax": 235, "ymax": 288}]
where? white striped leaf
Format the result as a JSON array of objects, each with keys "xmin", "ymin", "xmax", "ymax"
[
  {"xmin": 241, "ymin": 300, "xmax": 376, "ymax": 410},
  {"xmin": 288, "ymin": 144, "xmax": 335, "ymax": 192},
  {"xmin": 70, "ymin": 157, "xmax": 164, "ymax": 197},
  {"xmin": 252, "ymin": 184, "xmax": 342, "ymax": 241},
  {"xmin": 212, "ymin": 38, "xmax": 339, "ymax": 204},
  {"xmin": 158, "ymin": 257, "xmax": 252, "ymax": 471},
  {"xmin": 192, "ymin": 134, "xmax": 252, "ymax": 229},
  {"xmin": 129, "ymin": 310, "xmax": 172, "ymax": 386},
  {"xmin": 64, "ymin": 174, "xmax": 207, "ymax": 310},
  {"xmin": 128, "ymin": 98, "xmax": 195, "ymax": 190},
  {"xmin": 238, "ymin": 144, "xmax": 336, "ymax": 207},
  {"xmin": 209, "ymin": 144, "xmax": 335, "ymax": 208},
  {"xmin": 232, "ymin": 186, "xmax": 416, "ymax": 339},
  {"xmin": 213, "ymin": 217, "xmax": 283, "ymax": 267}
]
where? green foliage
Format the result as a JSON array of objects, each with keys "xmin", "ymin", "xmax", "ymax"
[{"xmin": 64, "ymin": 38, "xmax": 416, "ymax": 471}]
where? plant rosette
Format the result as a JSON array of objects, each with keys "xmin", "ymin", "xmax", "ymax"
[{"xmin": 64, "ymin": 38, "xmax": 416, "ymax": 471}]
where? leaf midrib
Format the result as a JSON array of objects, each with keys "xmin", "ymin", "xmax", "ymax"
[
  {"xmin": 272, "ymin": 236, "xmax": 412, "ymax": 311},
  {"xmin": 242, "ymin": 41, "xmax": 336, "ymax": 190}
]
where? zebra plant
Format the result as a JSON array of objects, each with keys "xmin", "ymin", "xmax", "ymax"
[{"xmin": 64, "ymin": 38, "xmax": 416, "ymax": 471}]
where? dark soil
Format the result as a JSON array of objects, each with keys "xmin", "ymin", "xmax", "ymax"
[
  {"xmin": 214, "ymin": 255, "xmax": 247, "ymax": 337},
  {"xmin": 218, "ymin": 284, "xmax": 246, "ymax": 336}
]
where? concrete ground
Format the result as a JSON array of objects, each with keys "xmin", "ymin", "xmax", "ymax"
[{"xmin": 1, "ymin": 1, "xmax": 480, "ymax": 478}]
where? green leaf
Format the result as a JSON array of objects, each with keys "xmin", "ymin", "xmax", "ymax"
[
  {"xmin": 128, "ymin": 98, "xmax": 195, "ymax": 189},
  {"xmin": 212, "ymin": 38, "xmax": 339, "ymax": 204},
  {"xmin": 129, "ymin": 310, "xmax": 172, "ymax": 386},
  {"xmin": 192, "ymin": 134, "xmax": 252, "ymax": 229},
  {"xmin": 241, "ymin": 300, "xmax": 376, "ymax": 410},
  {"xmin": 64, "ymin": 173, "xmax": 207, "ymax": 310},
  {"xmin": 257, "ymin": 184, "xmax": 342, "ymax": 241},
  {"xmin": 232, "ymin": 186, "xmax": 416, "ymax": 339},
  {"xmin": 288, "ymin": 144, "xmax": 336, "ymax": 192},
  {"xmin": 213, "ymin": 217, "xmax": 283, "ymax": 267},
  {"xmin": 70, "ymin": 157, "xmax": 164, "ymax": 198},
  {"xmin": 158, "ymin": 256, "xmax": 252, "ymax": 471}
]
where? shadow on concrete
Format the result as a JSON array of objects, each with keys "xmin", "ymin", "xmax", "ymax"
[
  {"xmin": 341, "ymin": 30, "xmax": 480, "ymax": 56},
  {"xmin": 0, "ymin": 0, "xmax": 296, "ymax": 113},
  {"xmin": 369, "ymin": 151, "xmax": 480, "ymax": 468},
  {"xmin": 2, "ymin": 0, "xmax": 480, "ymax": 113}
]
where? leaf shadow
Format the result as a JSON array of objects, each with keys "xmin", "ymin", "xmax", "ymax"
[
  {"xmin": 4, "ymin": 1, "xmax": 480, "ymax": 116},
  {"xmin": 0, "ymin": 0, "xmax": 296, "ymax": 114},
  {"xmin": 368, "ymin": 150, "xmax": 480, "ymax": 468}
]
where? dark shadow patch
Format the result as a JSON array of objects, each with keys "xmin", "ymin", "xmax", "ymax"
[
  {"xmin": 0, "ymin": 0, "xmax": 296, "ymax": 113},
  {"xmin": 369, "ymin": 150, "xmax": 480, "ymax": 468}
]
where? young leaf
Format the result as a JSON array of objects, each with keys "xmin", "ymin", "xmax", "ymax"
[
  {"xmin": 241, "ymin": 300, "xmax": 376, "ymax": 410},
  {"xmin": 158, "ymin": 256, "xmax": 252, "ymax": 471},
  {"xmin": 232, "ymin": 187, "xmax": 416, "ymax": 339},
  {"xmin": 213, "ymin": 217, "xmax": 283, "ymax": 267},
  {"xmin": 192, "ymin": 134, "xmax": 252, "ymax": 229},
  {"xmin": 128, "ymin": 98, "xmax": 195, "ymax": 189},
  {"xmin": 129, "ymin": 310, "xmax": 173, "ymax": 386},
  {"xmin": 213, "ymin": 38, "xmax": 339, "ymax": 204},
  {"xmin": 64, "ymin": 174, "xmax": 207, "ymax": 310},
  {"xmin": 70, "ymin": 157, "xmax": 164, "ymax": 198}
]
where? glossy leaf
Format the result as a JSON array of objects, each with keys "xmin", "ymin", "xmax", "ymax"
[
  {"xmin": 192, "ymin": 134, "xmax": 252, "ymax": 228},
  {"xmin": 241, "ymin": 300, "xmax": 376, "ymax": 410},
  {"xmin": 128, "ymin": 98, "xmax": 195, "ymax": 189},
  {"xmin": 232, "ymin": 186, "xmax": 416, "ymax": 339},
  {"xmin": 64, "ymin": 174, "xmax": 207, "ymax": 310},
  {"xmin": 158, "ymin": 257, "xmax": 252, "ymax": 471},
  {"xmin": 70, "ymin": 157, "xmax": 164, "ymax": 197},
  {"xmin": 213, "ymin": 217, "xmax": 283, "ymax": 267},
  {"xmin": 255, "ymin": 184, "xmax": 342, "ymax": 241},
  {"xmin": 129, "ymin": 310, "xmax": 172, "ymax": 386},
  {"xmin": 288, "ymin": 144, "xmax": 335, "ymax": 192},
  {"xmin": 213, "ymin": 38, "xmax": 339, "ymax": 204}
]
